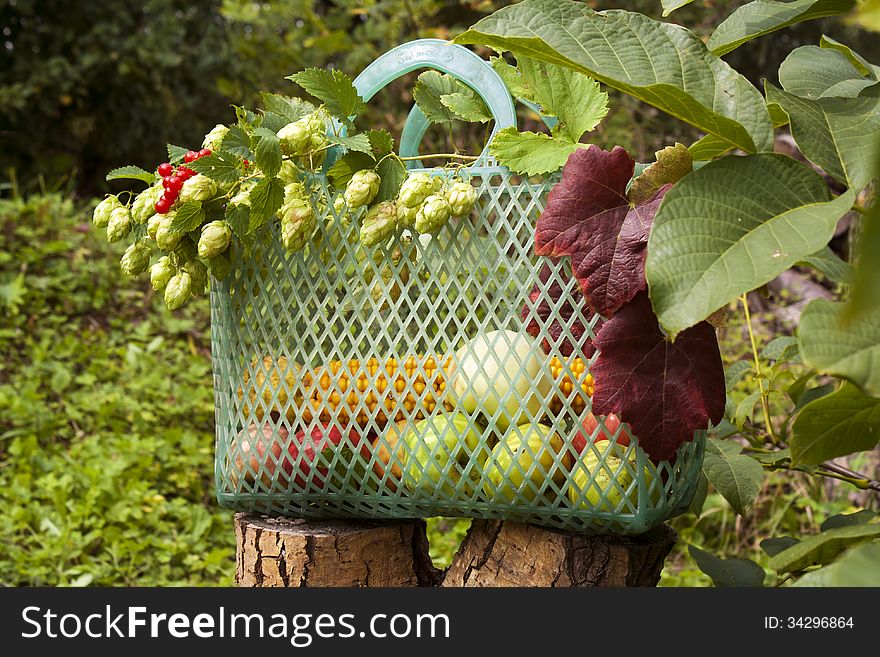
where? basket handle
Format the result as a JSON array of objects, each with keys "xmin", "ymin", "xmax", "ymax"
[{"xmin": 351, "ymin": 39, "xmax": 517, "ymax": 167}]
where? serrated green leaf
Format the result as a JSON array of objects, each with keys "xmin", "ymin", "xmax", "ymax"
[
  {"xmin": 260, "ymin": 112, "xmax": 286, "ymax": 134},
  {"xmin": 790, "ymin": 383, "xmax": 880, "ymax": 464},
  {"xmin": 766, "ymin": 82, "xmax": 879, "ymax": 193},
  {"xmin": 169, "ymin": 201, "xmax": 205, "ymax": 233},
  {"xmin": 441, "ymin": 92, "xmax": 493, "ymax": 123},
  {"xmin": 327, "ymin": 133, "xmax": 373, "ymax": 155},
  {"xmin": 455, "ymin": 1, "xmax": 774, "ymax": 153},
  {"xmin": 288, "ymin": 68, "xmax": 366, "ymax": 121},
  {"xmin": 188, "ymin": 151, "xmax": 242, "ymax": 185},
  {"xmin": 703, "ymin": 437, "xmax": 764, "ymax": 515},
  {"xmin": 234, "ymin": 105, "xmax": 261, "ymax": 130},
  {"xmin": 413, "ymin": 71, "xmax": 462, "ymax": 125},
  {"xmin": 708, "ymin": 0, "xmax": 856, "ymax": 57},
  {"xmin": 646, "ymin": 154, "xmax": 856, "ymax": 336},
  {"xmin": 516, "ymin": 56, "xmax": 609, "ymax": 141},
  {"xmin": 769, "ymin": 522, "xmax": 880, "ymax": 573},
  {"xmin": 260, "ymin": 92, "xmax": 315, "ymax": 123},
  {"xmin": 778, "ymin": 45, "xmax": 877, "ymax": 99},
  {"xmin": 247, "ymin": 177, "xmax": 285, "ymax": 232},
  {"xmin": 661, "ymin": 0, "xmax": 696, "ymax": 16},
  {"xmin": 366, "ymin": 130, "xmax": 394, "ymax": 158},
  {"xmin": 490, "ymin": 56, "xmax": 532, "ymax": 100},
  {"xmin": 167, "ymin": 144, "xmax": 188, "ymax": 164},
  {"xmin": 327, "ymin": 152, "xmax": 376, "ymax": 187},
  {"xmin": 628, "ymin": 143, "xmax": 692, "ymax": 204},
  {"xmin": 221, "ymin": 125, "xmax": 253, "ymax": 160},
  {"xmin": 106, "ymin": 166, "xmax": 157, "ymax": 185},
  {"xmin": 688, "ymin": 546, "xmax": 765, "ymax": 587},
  {"xmin": 375, "ymin": 157, "xmax": 406, "ymax": 204},
  {"xmin": 489, "ymin": 127, "xmax": 578, "ymax": 175},
  {"xmin": 797, "ymin": 245, "xmax": 853, "ymax": 284},
  {"xmin": 799, "ymin": 299, "xmax": 880, "ymax": 395},
  {"xmin": 252, "ymin": 127, "xmax": 282, "ymax": 178},
  {"xmin": 225, "ymin": 203, "xmax": 250, "ymax": 241}
]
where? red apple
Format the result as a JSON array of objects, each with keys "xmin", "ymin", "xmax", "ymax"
[
  {"xmin": 230, "ymin": 423, "xmax": 292, "ymax": 488},
  {"xmin": 572, "ymin": 412, "xmax": 630, "ymax": 453},
  {"xmin": 289, "ymin": 423, "xmax": 365, "ymax": 490}
]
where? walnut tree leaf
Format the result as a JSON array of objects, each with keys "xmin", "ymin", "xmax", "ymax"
[{"xmin": 591, "ymin": 291, "xmax": 726, "ymax": 462}]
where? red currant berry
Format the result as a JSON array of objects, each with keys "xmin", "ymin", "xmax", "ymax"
[
  {"xmin": 155, "ymin": 198, "xmax": 171, "ymax": 214},
  {"xmin": 184, "ymin": 151, "xmax": 198, "ymax": 163},
  {"xmin": 182, "ymin": 167, "xmax": 196, "ymax": 178},
  {"xmin": 198, "ymin": 148, "xmax": 212, "ymax": 158},
  {"xmin": 158, "ymin": 162, "xmax": 173, "ymax": 177},
  {"xmin": 167, "ymin": 175, "xmax": 183, "ymax": 191},
  {"xmin": 242, "ymin": 159, "xmax": 250, "ymax": 168},
  {"xmin": 162, "ymin": 176, "xmax": 174, "ymax": 189}
]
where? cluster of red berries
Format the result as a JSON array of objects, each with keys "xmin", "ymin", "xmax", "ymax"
[{"xmin": 154, "ymin": 148, "xmax": 212, "ymax": 214}]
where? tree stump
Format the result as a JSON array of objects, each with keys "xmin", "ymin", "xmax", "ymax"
[
  {"xmin": 235, "ymin": 514, "xmax": 676, "ymax": 587},
  {"xmin": 235, "ymin": 514, "xmax": 441, "ymax": 587},
  {"xmin": 441, "ymin": 520, "xmax": 677, "ymax": 587}
]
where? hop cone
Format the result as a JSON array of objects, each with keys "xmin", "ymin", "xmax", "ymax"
[
  {"xmin": 120, "ymin": 242, "xmax": 151, "ymax": 278},
  {"xmin": 131, "ymin": 185, "xmax": 162, "ymax": 225},
  {"xmin": 280, "ymin": 201, "xmax": 317, "ymax": 252},
  {"xmin": 184, "ymin": 259, "xmax": 208, "ymax": 296},
  {"xmin": 396, "ymin": 203, "xmax": 418, "ymax": 229},
  {"xmin": 397, "ymin": 173, "xmax": 434, "ymax": 209},
  {"xmin": 147, "ymin": 214, "xmax": 162, "ymax": 241},
  {"xmin": 106, "ymin": 207, "xmax": 132, "ymax": 243},
  {"xmin": 414, "ymin": 194, "xmax": 452, "ymax": 234},
  {"xmin": 360, "ymin": 201, "xmax": 397, "ymax": 247},
  {"xmin": 446, "ymin": 181, "xmax": 478, "ymax": 217},
  {"xmin": 93, "ymin": 196, "xmax": 121, "ymax": 229},
  {"xmin": 202, "ymin": 124, "xmax": 229, "ymax": 152},
  {"xmin": 197, "ymin": 220, "xmax": 232, "ymax": 259},
  {"xmin": 155, "ymin": 216, "xmax": 182, "ymax": 251},
  {"xmin": 279, "ymin": 160, "xmax": 300, "ymax": 185},
  {"xmin": 164, "ymin": 272, "xmax": 192, "ymax": 310},
  {"xmin": 277, "ymin": 117, "xmax": 312, "ymax": 157},
  {"xmin": 343, "ymin": 170, "xmax": 380, "ymax": 209},
  {"xmin": 179, "ymin": 174, "xmax": 217, "ymax": 203},
  {"xmin": 150, "ymin": 256, "xmax": 176, "ymax": 291}
]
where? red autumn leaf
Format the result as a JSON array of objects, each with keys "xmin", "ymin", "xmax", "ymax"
[
  {"xmin": 591, "ymin": 291, "xmax": 726, "ymax": 463},
  {"xmin": 521, "ymin": 260, "xmax": 601, "ymax": 357},
  {"xmin": 535, "ymin": 145, "xmax": 669, "ymax": 318}
]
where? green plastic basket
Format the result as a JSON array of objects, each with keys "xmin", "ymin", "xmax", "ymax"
[{"xmin": 212, "ymin": 39, "xmax": 705, "ymax": 534}]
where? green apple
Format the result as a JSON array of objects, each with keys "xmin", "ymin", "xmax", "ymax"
[
  {"xmin": 483, "ymin": 423, "xmax": 571, "ymax": 503},
  {"xmin": 448, "ymin": 329, "xmax": 552, "ymax": 429},
  {"xmin": 402, "ymin": 413, "xmax": 483, "ymax": 497},
  {"xmin": 567, "ymin": 442, "xmax": 655, "ymax": 511}
]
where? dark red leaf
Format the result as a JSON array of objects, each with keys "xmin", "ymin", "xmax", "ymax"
[
  {"xmin": 535, "ymin": 145, "xmax": 668, "ymax": 318},
  {"xmin": 521, "ymin": 260, "xmax": 600, "ymax": 357},
  {"xmin": 591, "ymin": 292, "xmax": 726, "ymax": 463}
]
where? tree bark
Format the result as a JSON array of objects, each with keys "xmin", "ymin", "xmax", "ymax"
[
  {"xmin": 441, "ymin": 520, "xmax": 676, "ymax": 587},
  {"xmin": 235, "ymin": 514, "xmax": 441, "ymax": 587}
]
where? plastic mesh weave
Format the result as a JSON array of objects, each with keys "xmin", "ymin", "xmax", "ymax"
[{"xmin": 211, "ymin": 165, "xmax": 704, "ymax": 534}]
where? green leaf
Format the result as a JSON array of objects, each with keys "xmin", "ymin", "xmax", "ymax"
[
  {"xmin": 489, "ymin": 127, "xmax": 579, "ymax": 175},
  {"xmin": 847, "ymin": 185, "xmax": 880, "ymax": 321},
  {"xmin": 733, "ymin": 390, "xmax": 763, "ymax": 428},
  {"xmin": 765, "ymin": 82, "xmax": 880, "ymax": 192},
  {"xmin": 797, "ymin": 245, "xmax": 853, "ymax": 284},
  {"xmin": 167, "ymin": 144, "xmax": 188, "ymax": 164},
  {"xmin": 725, "ymin": 361, "xmax": 753, "ymax": 391},
  {"xmin": 455, "ymin": 1, "xmax": 774, "ymax": 153},
  {"xmin": 515, "ymin": 56, "xmax": 609, "ymax": 141},
  {"xmin": 688, "ymin": 471, "xmax": 710, "ymax": 516},
  {"xmin": 790, "ymin": 383, "xmax": 880, "ymax": 464},
  {"xmin": 688, "ymin": 546, "xmax": 766, "ymax": 587},
  {"xmin": 762, "ymin": 336, "xmax": 799, "ymax": 361},
  {"xmin": 169, "ymin": 201, "xmax": 205, "ymax": 233},
  {"xmin": 247, "ymin": 177, "xmax": 285, "ymax": 232},
  {"xmin": 787, "ymin": 371, "xmax": 817, "ymax": 405},
  {"xmin": 760, "ymin": 537, "xmax": 801, "ymax": 557},
  {"xmin": 646, "ymin": 153, "xmax": 856, "ymax": 336},
  {"xmin": 105, "ymin": 166, "xmax": 157, "ymax": 185},
  {"xmin": 778, "ymin": 45, "xmax": 877, "ymax": 99},
  {"xmin": 375, "ymin": 157, "xmax": 407, "ymax": 204},
  {"xmin": 441, "ymin": 92, "xmax": 493, "ymax": 123},
  {"xmin": 821, "ymin": 510, "xmax": 876, "ymax": 531},
  {"xmin": 413, "ymin": 71, "xmax": 463, "ymax": 125},
  {"xmin": 491, "ymin": 56, "xmax": 531, "ymax": 100},
  {"xmin": 702, "ymin": 437, "xmax": 765, "ymax": 515},
  {"xmin": 824, "ymin": 541, "xmax": 880, "ymax": 586},
  {"xmin": 769, "ymin": 522, "xmax": 880, "ymax": 573},
  {"xmin": 327, "ymin": 133, "xmax": 373, "ymax": 156},
  {"xmin": 799, "ymin": 299, "xmax": 880, "ymax": 395},
  {"xmin": 187, "ymin": 151, "xmax": 242, "ymax": 185},
  {"xmin": 252, "ymin": 127, "xmax": 282, "ymax": 178},
  {"xmin": 366, "ymin": 130, "xmax": 394, "ymax": 158},
  {"xmin": 225, "ymin": 203, "xmax": 250, "ymax": 242},
  {"xmin": 288, "ymin": 68, "xmax": 366, "ymax": 121},
  {"xmin": 688, "ymin": 134, "xmax": 736, "ymax": 161},
  {"xmin": 820, "ymin": 35, "xmax": 879, "ymax": 78},
  {"xmin": 221, "ymin": 125, "xmax": 253, "ymax": 160},
  {"xmin": 260, "ymin": 92, "xmax": 315, "ymax": 123},
  {"xmin": 794, "ymin": 383, "xmax": 835, "ymax": 409},
  {"xmin": 628, "ymin": 143, "xmax": 692, "ymax": 205},
  {"xmin": 234, "ymin": 105, "xmax": 261, "ymax": 130},
  {"xmin": 661, "ymin": 0, "xmax": 696, "ymax": 17},
  {"xmin": 327, "ymin": 152, "xmax": 376, "ymax": 187},
  {"xmin": 707, "ymin": 0, "xmax": 856, "ymax": 57}
]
